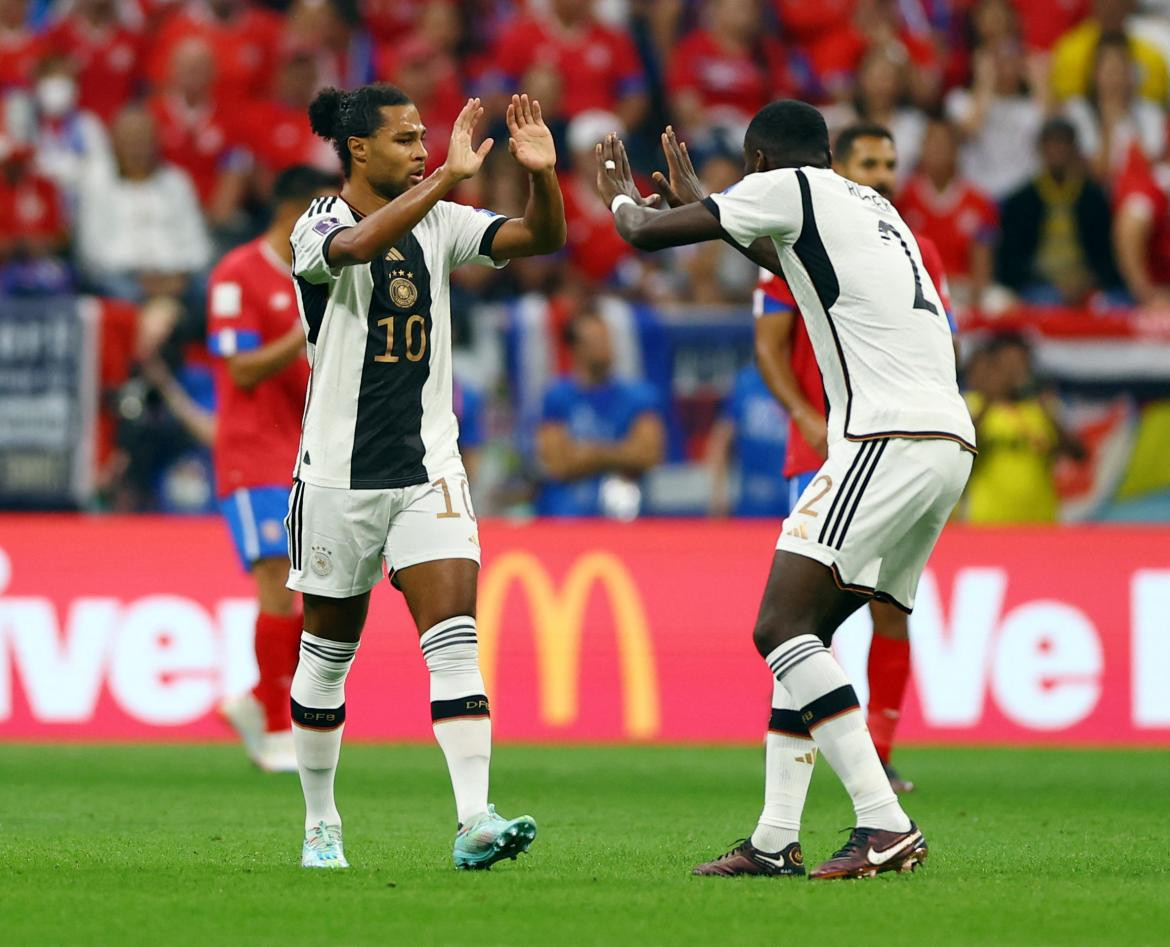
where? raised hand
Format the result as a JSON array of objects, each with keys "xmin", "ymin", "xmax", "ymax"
[
  {"xmin": 595, "ymin": 133, "xmax": 658, "ymax": 208},
  {"xmin": 442, "ymin": 97, "xmax": 494, "ymax": 182},
  {"xmin": 651, "ymin": 125, "xmax": 706, "ymax": 207},
  {"xmin": 507, "ymin": 93, "xmax": 557, "ymax": 174}
]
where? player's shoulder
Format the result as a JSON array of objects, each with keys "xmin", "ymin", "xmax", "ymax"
[{"xmin": 295, "ymin": 195, "xmax": 352, "ymax": 226}]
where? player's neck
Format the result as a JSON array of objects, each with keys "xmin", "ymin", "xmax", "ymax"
[
  {"xmin": 264, "ymin": 227, "xmax": 293, "ymax": 265},
  {"xmin": 340, "ymin": 178, "xmax": 396, "ymax": 217}
]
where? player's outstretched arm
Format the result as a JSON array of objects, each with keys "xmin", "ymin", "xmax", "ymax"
[
  {"xmin": 327, "ymin": 98, "xmax": 494, "ymax": 266},
  {"xmin": 597, "ymin": 133, "xmax": 720, "ymax": 251},
  {"xmin": 488, "ymin": 94, "xmax": 566, "ymax": 260}
]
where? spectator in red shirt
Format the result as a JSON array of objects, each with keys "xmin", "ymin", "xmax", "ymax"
[
  {"xmin": 823, "ymin": 47, "xmax": 927, "ymax": 190},
  {"xmin": 385, "ymin": 35, "xmax": 465, "ymax": 171},
  {"xmin": 0, "ymin": 0, "xmax": 42, "ymax": 91},
  {"xmin": 44, "ymin": 0, "xmax": 144, "ymax": 125},
  {"xmin": 560, "ymin": 109, "xmax": 638, "ymax": 284},
  {"xmin": 148, "ymin": 36, "xmax": 250, "ymax": 227},
  {"xmin": 667, "ymin": 0, "xmax": 792, "ymax": 146},
  {"xmin": 1113, "ymin": 157, "xmax": 1170, "ymax": 307},
  {"xmin": 898, "ymin": 116, "xmax": 999, "ymax": 306},
  {"xmin": 494, "ymin": 0, "xmax": 648, "ymax": 132},
  {"xmin": 238, "ymin": 43, "xmax": 335, "ymax": 183},
  {"xmin": 147, "ymin": 0, "xmax": 282, "ymax": 105},
  {"xmin": 0, "ymin": 136, "xmax": 71, "ymax": 294},
  {"xmin": 284, "ymin": 0, "xmax": 380, "ymax": 91}
]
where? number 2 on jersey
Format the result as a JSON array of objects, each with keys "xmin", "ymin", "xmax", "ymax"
[{"xmin": 877, "ymin": 220, "xmax": 938, "ymax": 317}]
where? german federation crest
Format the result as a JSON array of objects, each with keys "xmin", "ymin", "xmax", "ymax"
[{"xmin": 390, "ymin": 270, "xmax": 418, "ymax": 309}]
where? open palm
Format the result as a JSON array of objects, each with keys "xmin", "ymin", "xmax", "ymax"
[{"xmin": 507, "ymin": 93, "xmax": 557, "ymax": 174}]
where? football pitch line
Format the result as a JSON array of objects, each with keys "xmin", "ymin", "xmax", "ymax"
[{"xmin": 1, "ymin": 744, "xmax": 1167, "ymax": 946}]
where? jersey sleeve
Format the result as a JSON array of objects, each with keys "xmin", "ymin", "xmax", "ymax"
[
  {"xmin": 702, "ymin": 170, "xmax": 802, "ymax": 249},
  {"xmin": 438, "ymin": 201, "xmax": 510, "ymax": 269},
  {"xmin": 207, "ymin": 260, "xmax": 262, "ymax": 357},
  {"xmin": 290, "ymin": 208, "xmax": 351, "ymax": 284}
]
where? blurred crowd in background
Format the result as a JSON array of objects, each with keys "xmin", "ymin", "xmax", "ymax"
[{"xmin": 3, "ymin": 0, "xmax": 1170, "ymax": 522}]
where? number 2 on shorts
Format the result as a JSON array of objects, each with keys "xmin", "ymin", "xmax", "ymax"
[{"xmin": 798, "ymin": 475, "xmax": 832, "ymax": 516}]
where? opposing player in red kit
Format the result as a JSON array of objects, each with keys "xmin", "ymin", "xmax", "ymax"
[
  {"xmin": 209, "ymin": 165, "xmax": 340, "ymax": 772},
  {"xmin": 754, "ymin": 123, "xmax": 958, "ymax": 795}
]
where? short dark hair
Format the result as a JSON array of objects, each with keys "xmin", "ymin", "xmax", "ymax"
[
  {"xmin": 744, "ymin": 100, "xmax": 831, "ymax": 170},
  {"xmin": 562, "ymin": 310, "xmax": 604, "ymax": 348},
  {"xmin": 308, "ymin": 83, "xmax": 413, "ymax": 177},
  {"xmin": 272, "ymin": 164, "xmax": 341, "ymax": 207},
  {"xmin": 1039, "ymin": 116, "xmax": 1077, "ymax": 146},
  {"xmin": 833, "ymin": 122, "xmax": 894, "ymax": 163}
]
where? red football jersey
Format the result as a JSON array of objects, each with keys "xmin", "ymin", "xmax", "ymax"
[
  {"xmin": 149, "ymin": 93, "xmax": 245, "ymax": 206},
  {"xmin": 666, "ymin": 29, "xmax": 792, "ymax": 121},
  {"xmin": 494, "ymin": 15, "xmax": 644, "ymax": 117},
  {"xmin": 897, "ymin": 175, "xmax": 999, "ymax": 280},
  {"xmin": 207, "ymin": 238, "xmax": 309, "ymax": 497},
  {"xmin": 1115, "ymin": 161, "xmax": 1170, "ymax": 288},
  {"xmin": 44, "ymin": 18, "xmax": 144, "ymax": 124},
  {"xmin": 755, "ymin": 233, "xmax": 952, "ymax": 478},
  {"xmin": 147, "ymin": 5, "xmax": 282, "ymax": 104}
]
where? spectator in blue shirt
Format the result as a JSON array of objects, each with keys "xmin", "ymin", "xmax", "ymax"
[
  {"xmin": 536, "ymin": 310, "xmax": 665, "ymax": 517},
  {"xmin": 453, "ymin": 376, "xmax": 486, "ymax": 483},
  {"xmin": 707, "ymin": 363, "xmax": 790, "ymax": 518}
]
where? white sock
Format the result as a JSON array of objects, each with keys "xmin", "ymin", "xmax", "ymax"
[
  {"xmin": 290, "ymin": 632, "xmax": 358, "ymax": 831},
  {"xmin": 420, "ymin": 616, "xmax": 491, "ymax": 825},
  {"xmin": 765, "ymin": 634, "xmax": 910, "ymax": 832},
  {"xmin": 751, "ymin": 678, "xmax": 816, "ymax": 852}
]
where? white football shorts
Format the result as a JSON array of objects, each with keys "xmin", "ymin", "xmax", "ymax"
[
  {"xmin": 776, "ymin": 437, "xmax": 973, "ymax": 611},
  {"xmin": 285, "ymin": 471, "xmax": 481, "ymax": 598}
]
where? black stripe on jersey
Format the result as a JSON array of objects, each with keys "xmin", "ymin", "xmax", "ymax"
[
  {"xmin": 295, "ymin": 274, "xmax": 330, "ymax": 346},
  {"xmin": 817, "ymin": 443, "xmax": 870, "ymax": 545},
  {"xmin": 820, "ymin": 442, "xmax": 876, "ymax": 550},
  {"xmin": 478, "ymin": 215, "xmax": 508, "ymax": 259},
  {"xmin": 792, "ymin": 169, "xmax": 853, "ymax": 435},
  {"xmin": 350, "ymin": 231, "xmax": 433, "ymax": 488},
  {"xmin": 827, "ymin": 440, "xmax": 887, "ymax": 550}
]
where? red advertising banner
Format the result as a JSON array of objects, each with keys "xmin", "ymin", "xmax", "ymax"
[{"xmin": 1, "ymin": 516, "xmax": 1168, "ymax": 744}]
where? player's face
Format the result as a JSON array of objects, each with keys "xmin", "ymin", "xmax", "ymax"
[
  {"xmin": 573, "ymin": 317, "xmax": 614, "ymax": 380},
  {"xmin": 354, "ymin": 104, "xmax": 429, "ymax": 197},
  {"xmin": 834, "ymin": 136, "xmax": 897, "ymax": 199}
]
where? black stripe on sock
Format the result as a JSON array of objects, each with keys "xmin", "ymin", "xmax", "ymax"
[
  {"xmin": 421, "ymin": 634, "xmax": 478, "ymax": 657},
  {"xmin": 300, "ymin": 641, "xmax": 355, "ymax": 664},
  {"xmin": 291, "ymin": 698, "xmax": 346, "ymax": 730},
  {"xmin": 420, "ymin": 624, "xmax": 477, "ymax": 651},
  {"xmin": 431, "ymin": 694, "xmax": 490, "ymax": 722},
  {"xmin": 768, "ymin": 708, "xmax": 811, "ymax": 737},
  {"xmin": 799, "ymin": 685, "xmax": 861, "ymax": 730},
  {"xmin": 771, "ymin": 641, "xmax": 826, "ymax": 679}
]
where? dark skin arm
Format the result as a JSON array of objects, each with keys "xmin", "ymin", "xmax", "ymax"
[
  {"xmin": 648, "ymin": 126, "xmax": 783, "ymax": 275},
  {"xmin": 225, "ymin": 323, "xmax": 305, "ymax": 389}
]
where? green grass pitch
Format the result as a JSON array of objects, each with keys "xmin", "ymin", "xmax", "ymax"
[{"xmin": 2, "ymin": 744, "xmax": 1167, "ymax": 945}]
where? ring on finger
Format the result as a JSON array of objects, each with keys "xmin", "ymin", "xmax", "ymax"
[{"xmin": 604, "ymin": 160, "xmax": 617, "ymax": 170}]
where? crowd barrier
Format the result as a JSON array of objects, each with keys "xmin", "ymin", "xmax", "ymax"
[{"xmin": 1, "ymin": 516, "xmax": 1167, "ymax": 744}]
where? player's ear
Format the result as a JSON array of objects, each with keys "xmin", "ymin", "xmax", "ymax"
[
  {"xmin": 347, "ymin": 135, "xmax": 367, "ymax": 166},
  {"xmin": 752, "ymin": 149, "xmax": 767, "ymax": 173}
]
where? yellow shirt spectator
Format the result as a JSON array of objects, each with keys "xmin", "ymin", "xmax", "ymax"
[
  {"xmin": 1050, "ymin": 23, "xmax": 1168, "ymax": 103},
  {"xmin": 965, "ymin": 392, "xmax": 1061, "ymax": 524}
]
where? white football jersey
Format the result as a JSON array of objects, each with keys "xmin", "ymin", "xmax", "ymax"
[
  {"xmin": 706, "ymin": 166, "xmax": 975, "ymax": 452},
  {"xmin": 290, "ymin": 195, "xmax": 506, "ymax": 489}
]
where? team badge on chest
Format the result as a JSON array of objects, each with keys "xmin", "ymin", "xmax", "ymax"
[{"xmin": 389, "ymin": 269, "xmax": 417, "ymax": 309}]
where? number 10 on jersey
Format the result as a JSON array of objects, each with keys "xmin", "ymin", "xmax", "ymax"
[{"xmin": 374, "ymin": 314, "xmax": 428, "ymax": 363}]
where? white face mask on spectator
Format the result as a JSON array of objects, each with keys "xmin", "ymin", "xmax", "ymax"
[{"xmin": 36, "ymin": 76, "xmax": 78, "ymax": 118}]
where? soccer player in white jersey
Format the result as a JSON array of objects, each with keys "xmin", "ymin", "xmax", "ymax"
[
  {"xmin": 286, "ymin": 84, "xmax": 565, "ymax": 870},
  {"xmin": 598, "ymin": 100, "xmax": 975, "ymax": 880}
]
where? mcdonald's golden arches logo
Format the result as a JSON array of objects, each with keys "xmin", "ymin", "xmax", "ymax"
[{"xmin": 478, "ymin": 550, "xmax": 661, "ymax": 739}]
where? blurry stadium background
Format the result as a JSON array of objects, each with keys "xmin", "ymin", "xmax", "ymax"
[{"xmin": 2, "ymin": 1, "xmax": 1169, "ymax": 942}]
